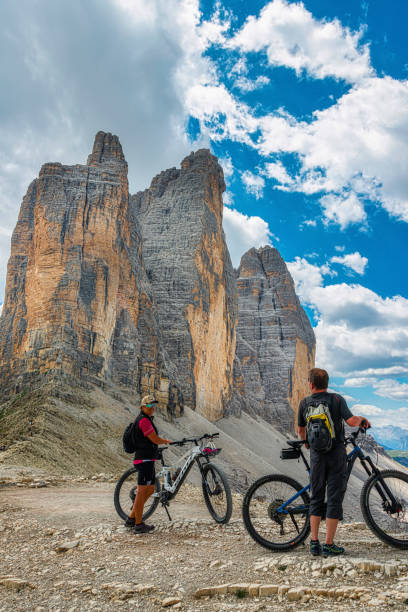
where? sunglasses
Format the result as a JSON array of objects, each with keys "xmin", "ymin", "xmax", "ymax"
[{"xmin": 146, "ymin": 403, "xmax": 158, "ymax": 408}]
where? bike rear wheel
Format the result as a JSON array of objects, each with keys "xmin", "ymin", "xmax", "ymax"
[
  {"xmin": 114, "ymin": 468, "xmax": 161, "ymax": 521},
  {"xmin": 201, "ymin": 463, "xmax": 232, "ymax": 524},
  {"xmin": 242, "ymin": 474, "xmax": 310, "ymax": 551},
  {"xmin": 360, "ymin": 469, "xmax": 408, "ymax": 549}
]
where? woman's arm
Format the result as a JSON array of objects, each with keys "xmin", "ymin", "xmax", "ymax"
[{"xmin": 147, "ymin": 431, "xmax": 171, "ymax": 445}]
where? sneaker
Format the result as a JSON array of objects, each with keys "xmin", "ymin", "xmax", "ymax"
[
  {"xmin": 133, "ymin": 522, "xmax": 155, "ymax": 534},
  {"xmin": 124, "ymin": 517, "xmax": 135, "ymax": 527},
  {"xmin": 310, "ymin": 539, "xmax": 322, "ymax": 556},
  {"xmin": 322, "ymin": 543, "xmax": 345, "ymax": 557}
]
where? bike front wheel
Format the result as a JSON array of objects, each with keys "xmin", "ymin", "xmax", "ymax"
[
  {"xmin": 201, "ymin": 463, "xmax": 232, "ymax": 524},
  {"xmin": 114, "ymin": 468, "xmax": 161, "ymax": 521},
  {"xmin": 242, "ymin": 474, "xmax": 310, "ymax": 551},
  {"xmin": 361, "ymin": 469, "xmax": 408, "ymax": 549}
]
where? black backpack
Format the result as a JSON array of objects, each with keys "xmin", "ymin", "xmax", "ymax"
[{"xmin": 123, "ymin": 421, "xmax": 137, "ymax": 454}]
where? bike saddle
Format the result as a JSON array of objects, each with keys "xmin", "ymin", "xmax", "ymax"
[{"xmin": 286, "ymin": 440, "xmax": 305, "ymax": 448}]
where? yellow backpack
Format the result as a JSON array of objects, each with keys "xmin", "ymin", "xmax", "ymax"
[{"xmin": 306, "ymin": 400, "xmax": 336, "ymax": 453}]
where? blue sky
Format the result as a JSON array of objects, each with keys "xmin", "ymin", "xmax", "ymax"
[{"xmin": 0, "ymin": 0, "xmax": 407, "ymax": 432}]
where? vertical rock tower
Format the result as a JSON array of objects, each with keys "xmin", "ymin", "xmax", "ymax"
[
  {"xmin": 0, "ymin": 132, "xmax": 181, "ymax": 413},
  {"xmin": 131, "ymin": 150, "xmax": 237, "ymax": 421},
  {"xmin": 233, "ymin": 247, "xmax": 315, "ymax": 431},
  {"xmin": 0, "ymin": 131, "xmax": 315, "ymax": 430}
]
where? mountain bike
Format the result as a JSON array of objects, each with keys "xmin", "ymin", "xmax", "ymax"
[
  {"xmin": 242, "ymin": 426, "xmax": 408, "ymax": 550},
  {"xmin": 114, "ymin": 433, "xmax": 232, "ymax": 524}
]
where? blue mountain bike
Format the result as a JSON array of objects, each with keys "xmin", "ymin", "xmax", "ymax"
[{"xmin": 242, "ymin": 427, "xmax": 408, "ymax": 550}]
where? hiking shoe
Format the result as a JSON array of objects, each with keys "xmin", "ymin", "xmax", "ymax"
[
  {"xmin": 322, "ymin": 543, "xmax": 345, "ymax": 557},
  {"xmin": 310, "ymin": 539, "xmax": 322, "ymax": 556},
  {"xmin": 124, "ymin": 517, "xmax": 135, "ymax": 527},
  {"xmin": 134, "ymin": 522, "xmax": 155, "ymax": 534}
]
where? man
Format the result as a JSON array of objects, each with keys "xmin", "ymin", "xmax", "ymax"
[
  {"xmin": 297, "ymin": 368, "xmax": 370, "ymax": 557},
  {"xmin": 126, "ymin": 394, "xmax": 171, "ymax": 534}
]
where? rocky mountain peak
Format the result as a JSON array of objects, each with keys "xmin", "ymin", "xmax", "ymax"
[
  {"xmin": 181, "ymin": 149, "xmax": 226, "ymax": 193},
  {"xmin": 87, "ymin": 131, "xmax": 126, "ymax": 167},
  {"xmin": 0, "ymin": 131, "xmax": 315, "ymax": 431},
  {"xmin": 238, "ymin": 246, "xmax": 286, "ymax": 278},
  {"xmin": 234, "ymin": 244, "xmax": 315, "ymax": 431}
]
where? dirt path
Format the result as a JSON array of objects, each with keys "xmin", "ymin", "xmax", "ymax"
[{"xmin": 1, "ymin": 479, "xmax": 408, "ymax": 611}]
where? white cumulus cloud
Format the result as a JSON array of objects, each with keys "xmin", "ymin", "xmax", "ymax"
[
  {"xmin": 219, "ymin": 156, "xmax": 234, "ymax": 179},
  {"xmin": 355, "ymin": 366, "xmax": 408, "ymax": 377},
  {"xmin": 331, "ymin": 251, "xmax": 368, "ymax": 275},
  {"xmin": 373, "ymin": 379, "xmax": 408, "ymax": 401},
  {"xmin": 229, "ymin": 0, "xmax": 373, "ymax": 83},
  {"xmin": 233, "ymin": 75, "xmax": 270, "ymax": 92},
  {"xmin": 223, "ymin": 206, "xmax": 273, "ymax": 267},
  {"xmin": 182, "ymin": 4, "xmax": 408, "ymax": 231},
  {"xmin": 257, "ymin": 77, "xmax": 408, "ymax": 226},
  {"xmin": 241, "ymin": 170, "xmax": 265, "ymax": 199},
  {"xmin": 286, "ymin": 257, "xmax": 334, "ymax": 306},
  {"xmin": 288, "ymin": 256, "xmax": 408, "ymax": 381},
  {"xmin": 344, "ymin": 377, "xmax": 378, "ymax": 387},
  {"xmin": 351, "ymin": 404, "xmax": 383, "ymax": 416},
  {"xmin": 320, "ymin": 193, "xmax": 367, "ymax": 229},
  {"xmin": 352, "ymin": 405, "xmax": 408, "ymax": 429}
]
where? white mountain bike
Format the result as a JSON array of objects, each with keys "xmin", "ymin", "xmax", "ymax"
[{"xmin": 114, "ymin": 433, "xmax": 232, "ymax": 524}]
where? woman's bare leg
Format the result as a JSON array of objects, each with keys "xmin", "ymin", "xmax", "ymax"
[{"xmin": 130, "ymin": 484, "xmax": 155, "ymax": 524}]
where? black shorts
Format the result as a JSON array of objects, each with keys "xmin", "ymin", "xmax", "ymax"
[
  {"xmin": 309, "ymin": 444, "xmax": 347, "ymax": 520},
  {"xmin": 135, "ymin": 461, "xmax": 156, "ymax": 486}
]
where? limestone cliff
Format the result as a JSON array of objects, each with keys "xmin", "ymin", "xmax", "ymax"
[
  {"xmin": 130, "ymin": 150, "xmax": 237, "ymax": 421},
  {"xmin": 233, "ymin": 246, "xmax": 315, "ymax": 432},
  {"xmin": 0, "ymin": 132, "xmax": 182, "ymax": 416},
  {"xmin": 0, "ymin": 131, "xmax": 315, "ymax": 431}
]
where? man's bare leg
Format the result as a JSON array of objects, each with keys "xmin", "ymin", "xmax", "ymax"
[
  {"xmin": 129, "ymin": 484, "xmax": 155, "ymax": 523},
  {"xmin": 325, "ymin": 518, "xmax": 339, "ymax": 545},
  {"xmin": 310, "ymin": 515, "xmax": 321, "ymax": 540}
]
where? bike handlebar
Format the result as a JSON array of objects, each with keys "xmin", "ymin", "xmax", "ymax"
[
  {"xmin": 168, "ymin": 433, "xmax": 220, "ymax": 447},
  {"xmin": 345, "ymin": 422, "xmax": 371, "ymax": 445}
]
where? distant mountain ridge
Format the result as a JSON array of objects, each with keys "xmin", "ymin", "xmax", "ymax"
[{"xmin": 371, "ymin": 425, "xmax": 408, "ymax": 451}]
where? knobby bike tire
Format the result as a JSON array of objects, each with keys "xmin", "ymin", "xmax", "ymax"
[
  {"xmin": 360, "ymin": 469, "xmax": 408, "ymax": 549},
  {"xmin": 242, "ymin": 474, "xmax": 310, "ymax": 551},
  {"xmin": 201, "ymin": 463, "xmax": 232, "ymax": 524},
  {"xmin": 113, "ymin": 467, "xmax": 161, "ymax": 521}
]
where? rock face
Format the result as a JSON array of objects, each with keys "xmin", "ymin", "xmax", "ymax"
[
  {"xmin": 233, "ymin": 247, "xmax": 315, "ymax": 431},
  {"xmin": 0, "ymin": 132, "xmax": 182, "ymax": 416},
  {"xmin": 131, "ymin": 150, "xmax": 237, "ymax": 421},
  {"xmin": 0, "ymin": 131, "xmax": 314, "ymax": 429}
]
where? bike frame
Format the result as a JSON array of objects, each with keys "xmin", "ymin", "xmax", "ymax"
[
  {"xmin": 277, "ymin": 434, "xmax": 397, "ymax": 516},
  {"xmin": 154, "ymin": 444, "xmax": 210, "ymax": 501}
]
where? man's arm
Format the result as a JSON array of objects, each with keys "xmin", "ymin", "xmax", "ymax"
[
  {"xmin": 297, "ymin": 399, "xmax": 309, "ymax": 447},
  {"xmin": 298, "ymin": 426, "xmax": 309, "ymax": 449},
  {"xmin": 346, "ymin": 415, "xmax": 371, "ymax": 428},
  {"xmin": 147, "ymin": 431, "xmax": 171, "ymax": 445},
  {"xmin": 298, "ymin": 425, "xmax": 307, "ymax": 440},
  {"xmin": 337, "ymin": 394, "xmax": 370, "ymax": 429}
]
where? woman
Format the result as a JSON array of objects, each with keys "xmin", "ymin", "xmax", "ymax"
[{"xmin": 126, "ymin": 394, "xmax": 171, "ymax": 534}]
